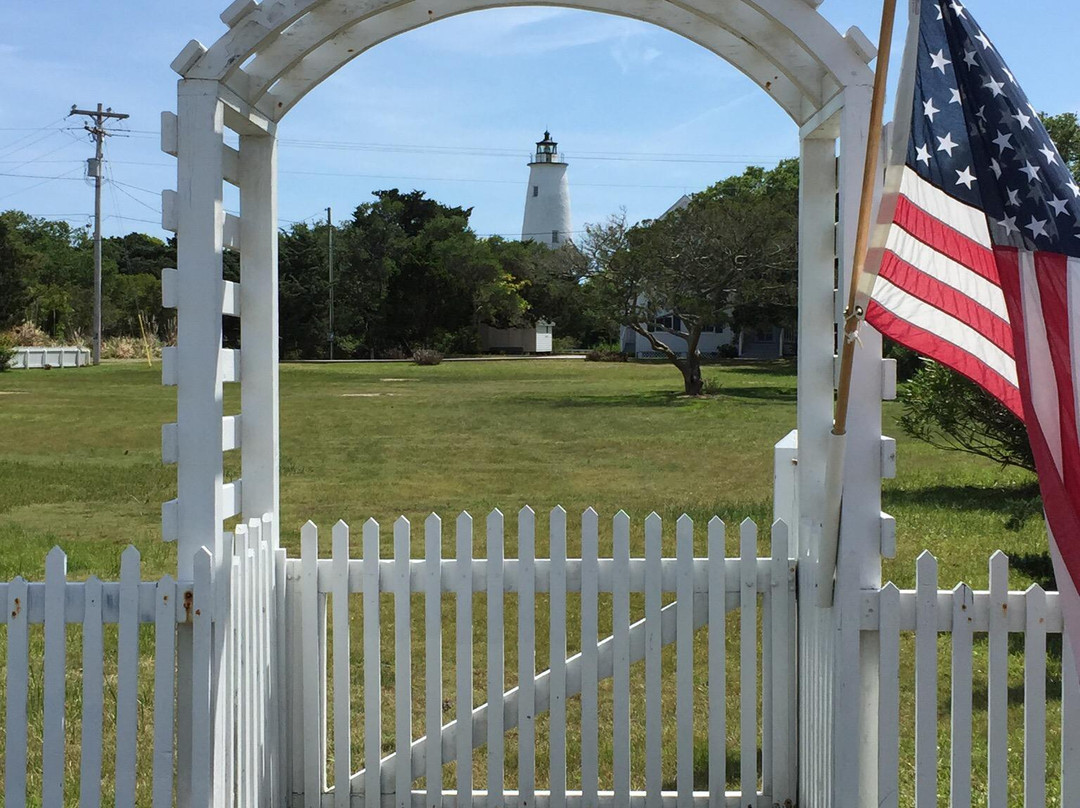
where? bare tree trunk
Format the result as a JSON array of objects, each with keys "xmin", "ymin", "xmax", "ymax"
[
  {"xmin": 680, "ymin": 353, "xmax": 703, "ymax": 395},
  {"xmin": 630, "ymin": 322, "xmax": 705, "ymax": 395}
]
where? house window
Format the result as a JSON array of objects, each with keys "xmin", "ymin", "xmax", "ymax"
[
  {"xmin": 552, "ymin": 230, "xmax": 559, "ymax": 243},
  {"xmin": 533, "ymin": 186, "xmax": 539, "ymax": 197}
]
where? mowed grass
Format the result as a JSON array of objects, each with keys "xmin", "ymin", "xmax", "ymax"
[{"xmin": 0, "ymin": 358, "xmax": 1061, "ymax": 805}]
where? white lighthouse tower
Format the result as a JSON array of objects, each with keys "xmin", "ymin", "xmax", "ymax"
[{"xmin": 521, "ymin": 131, "xmax": 572, "ymax": 248}]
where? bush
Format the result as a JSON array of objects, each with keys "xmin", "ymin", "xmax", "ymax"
[
  {"xmin": 552, "ymin": 336, "xmax": 578, "ymax": 354},
  {"xmin": 101, "ymin": 335, "xmax": 163, "ymax": 360},
  {"xmin": 718, "ymin": 343, "xmax": 739, "ymax": 359},
  {"xmin": 701, "ymin": 376, "xmax": 723, "ymax": 395},
  {"xmin": 584, "ymin": 348, "xmax": 628, "ymax": 363},
  {"xmin": 899, "ymin": 360, "xmax": 1034, "ymax": 472},
  {"xmin": 9, "ymin": 321, "xmax": 51, "ymax": 347},
  {"xmin": 412, "ymin": 348, "xmax": 444, "ymax": 366},
  {"xmin": 0, "ymin": 335, "xmax": 14, "ymax": 372}
]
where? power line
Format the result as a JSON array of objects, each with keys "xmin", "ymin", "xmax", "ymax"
[{"xmin": 0, "ymin": 167, "xmax": 84, "ymax": 202}]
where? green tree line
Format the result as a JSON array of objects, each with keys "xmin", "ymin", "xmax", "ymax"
[{"xmin": 0, "ymin": 189, "xmax": 612, "ymax": 357}]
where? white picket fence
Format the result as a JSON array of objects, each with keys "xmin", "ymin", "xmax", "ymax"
[
  {"xmin": 0, "ymin": 517, "xmax": 281, "ymax": 808},
  {"xmin": 0, "ymin": 544, "xmax": 213, "ymax": 808},
  {"xmin": 863, "ymin": 550, "xmax": 1080, "ymax": 808},
  {"xmin": 284, "ymin": 507, "xmax": 798, "ymax": 808},
  {"xmin": 7, "ymin": 515, "xmax": 1080, "ymax": 807}
]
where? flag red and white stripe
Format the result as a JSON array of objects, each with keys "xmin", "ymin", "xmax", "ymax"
[{"xmin": 864, "ymin": 0, "xmax": 1080, "ymax": 671}]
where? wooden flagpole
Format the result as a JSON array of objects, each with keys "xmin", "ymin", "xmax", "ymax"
[{"xmin": 815, "ymin": 0, "xmax": 900, "ymax": 607}]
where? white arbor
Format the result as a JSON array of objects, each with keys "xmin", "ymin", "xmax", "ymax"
[{"xmin": 162, "ymin": 2, "xmax": 890, "ymax": 805}]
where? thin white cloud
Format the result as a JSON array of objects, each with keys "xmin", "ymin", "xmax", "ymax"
[{"xmin": 404, "ymin": 8, "xmax": 649, "ymax": 58}]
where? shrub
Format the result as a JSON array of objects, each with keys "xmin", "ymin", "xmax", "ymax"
[
  {"xmin": 701, "ymin": 376, "xmax": 723, "ymax": 395},
  {"xmin": 584, "ymin": 348, "xmax": 628, "ymax": 363},
  {"xmin": 412, "ymin": 348, "xmax": 444, "ymax": 366},
  {"xmin": 899, "ymin": 360, "xmax": 1034, "ymax": 472},
  {"xmin": 0, "ymin": 335, "xmax": 14, "ymax": 372},
  {"xmin": 718, "ymin": 343, "xmax": 739, "ymax": 359},
  {"xmin": 552, "ymin": 336, "xmax": 578, "ymax": 354},
  {"xmin": 9, "ymin": 321, "xmax": 51, "ymax": 346}
]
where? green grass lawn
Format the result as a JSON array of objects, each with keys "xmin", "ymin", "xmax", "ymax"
[
  {"xmin": 0, "ymin": 358, "xmax": 1047, "ymax": 578},
  {"xmin": 0, "ymin": 358, "xmax": 1059, "ymax": 805}
]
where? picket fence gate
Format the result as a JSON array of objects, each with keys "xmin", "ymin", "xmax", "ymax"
[{"xmin": 284, "ymin": 507, "xmax": 798, "ymax": 808}]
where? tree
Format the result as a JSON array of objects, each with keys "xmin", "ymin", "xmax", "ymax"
[
  {"xmin": 582, "ymin": 161, "xmax": 799, "ymax": 395},
  {"xmin": 1043, "ymin": 111, "xmax": 1080, "ymax": 178}
]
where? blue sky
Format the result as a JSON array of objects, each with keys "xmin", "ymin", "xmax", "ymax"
[{"xmin": 2, "ymin": 1, "xmax": 1077, "ymax": 241}]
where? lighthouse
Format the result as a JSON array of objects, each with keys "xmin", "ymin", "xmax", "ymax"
[{"xmin": 521, "ymin": 131, "xmax": 572, "ymax": 248}]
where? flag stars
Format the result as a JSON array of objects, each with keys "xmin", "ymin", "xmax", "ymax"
[
  {"xmin": 949, "ymin": 1, "xmax": 965, "ymax": 17},
  {"xmin": 1004, "ymin": 67, "xmax": 1016, "ymax": 84},
  {"xmin": 1007, "ymin": 188, "xmax": 1022, "ymax": 207},
  {"xmin": 1020, "ymin": 162, "xmax": 1041, "ymax": 183},
  {"xmin": 930, "ymin": 49, "xmax": 952, "ymax": 74},
  {"xmin": 955, "ymin": 166, "xmax": 977, "ymax": 189},
  {"xmin": 984, "ymin": 76, "xmax": 1006, "ymax": 97},
  {"xmin": 937, "ymin": 132, "xmax": 959, "ymax": 156},
  {"xmin": 916, "ymin": 144, "xmax": 932, "ymax": 166},
  {"xmin": 1025, "ymin": 217, "xmax": 1049, "ymax": 240},
  {"xmin": 990, "ymin": 159, "xmax": 1003, "ymax": 179},
  {"xmin": 1012, "ymin": 110, "xmax": 1033, "ymax": 131},
  {"xmin": 949, "ymin": 88, "xmax": 962, "ymax": 105},
  {"xmin": 997, "ymin": 215, "xmax": 1020, "ymax": 237},
  {"xmin": 924, "ymin": 98, "xmax": 941, "ymax": 122},
  {"xmin": 1039, "ymin": 145, "xmax": 1059, "ymax": 165},
  {"xmin": 963, "ymin": 50, "xmax": 979, "ymax": 68},
  {"xmin": 992, "ymin": 131, "xmax": 1014, "ymax": 155},
  {"xmin": 1048, "ymin": 197, "xmax": 1070, "ymax": 217},
  {"xmin": 975, "ymin": 31, "xmax": 993, "ymax": 50},
  {"xmin": 1068, "ymin": 180, "xmax": 1080, "ymax": 199}
]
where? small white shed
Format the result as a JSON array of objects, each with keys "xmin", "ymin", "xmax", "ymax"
[{"xmin": 479, "ymin": 321, "xmax": 554, "ymax": 354}]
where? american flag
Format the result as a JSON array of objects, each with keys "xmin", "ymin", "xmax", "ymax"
[{"xmin": 865, "ymin": 0, "xmax": 1080, "ymax": 655}]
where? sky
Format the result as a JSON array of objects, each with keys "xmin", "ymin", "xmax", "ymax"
[{"xmin": 1, "ymin": 1, "xmax": 1077, "ymax": 242}]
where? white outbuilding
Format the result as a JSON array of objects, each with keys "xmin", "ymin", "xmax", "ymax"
[{"xmin": 521, "ymin": 131, "xmax": 572, "ymax": 248}]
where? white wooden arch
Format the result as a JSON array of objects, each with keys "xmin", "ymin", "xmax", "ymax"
[{"xmin": 162, "ymin": 3, "xmax": 890, "ymax": 804}]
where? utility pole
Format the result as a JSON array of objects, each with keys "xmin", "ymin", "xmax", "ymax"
[
  {"xmin": 327, "ymin": 207, "xmax": 334, "ymax": 360},
  {"xmin": 69, "ymin": 103, "xmax": 129, "ymax": 366}
]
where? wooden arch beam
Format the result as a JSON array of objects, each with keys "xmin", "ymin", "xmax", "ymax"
[
  {"xmin": 261, "ymin": 0, "xmax": 819, "ymax": 122},
  {"xmin": 177, "ymin": 0, "xmax": 873, "ymax": 125}
]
